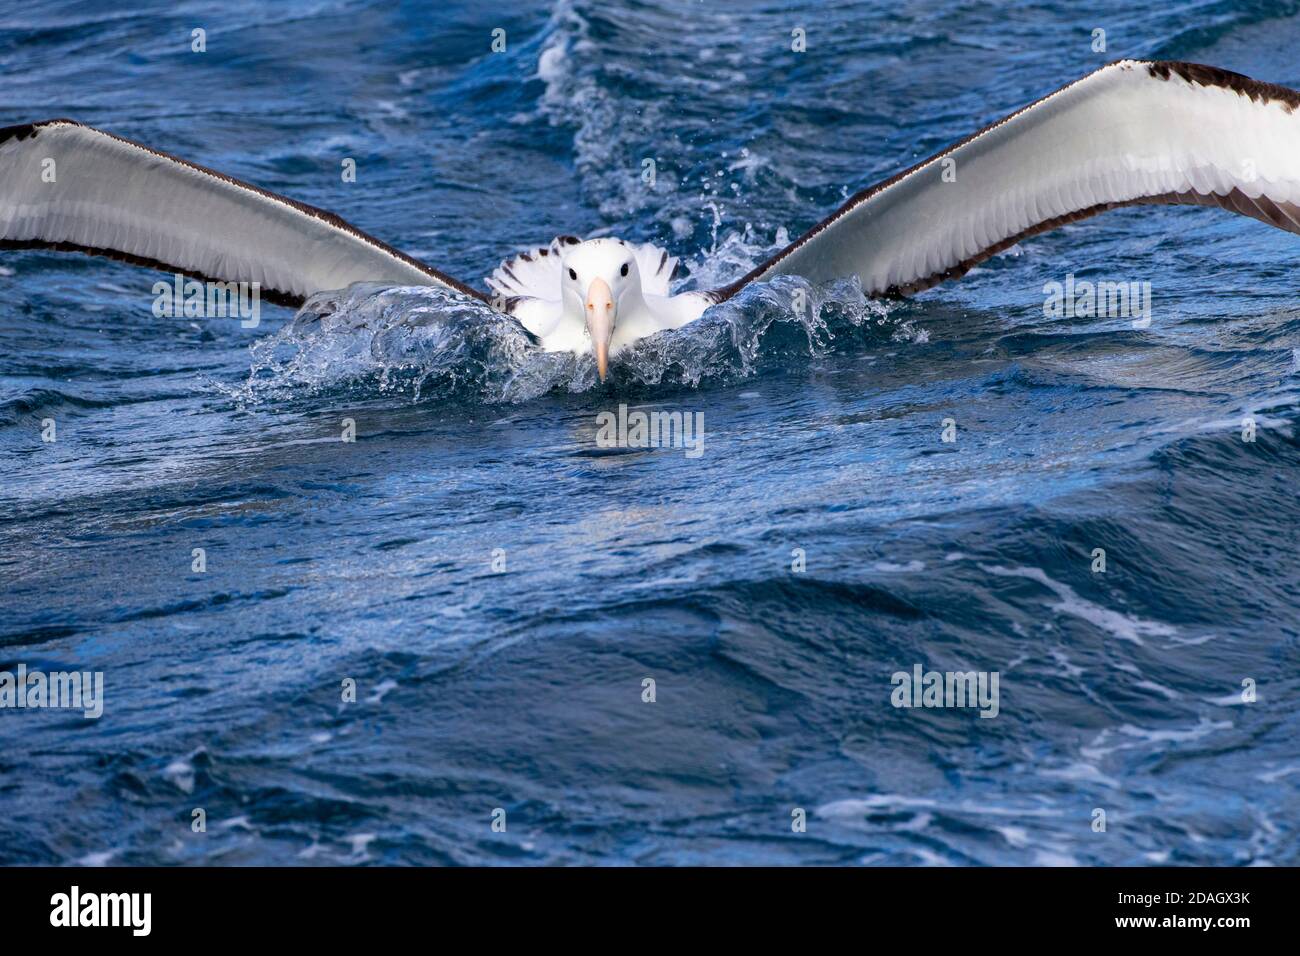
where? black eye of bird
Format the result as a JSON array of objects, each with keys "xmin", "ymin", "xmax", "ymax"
[
  {"xmin": 620, "ymin": 262, "xmax": 629, "ymax": 277},
  {"xmin": 568, "ymin": 268, "xmax": 577, "ymax": 280}
]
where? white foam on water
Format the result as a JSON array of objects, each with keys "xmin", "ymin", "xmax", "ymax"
[
  {"xmin": 346, "ymin": 832, "xmax": 377, "ymax": 861},
  {"xmin": 1258, "ymin": 764, "xmax": 1300, "ymax": 783},
  {"xmin": 1039, "ymin": 761, "xmax": 1120, "ymax": 788},
  {"xmin": 365, "ymin": 678, "xmax": 398, "ymax": 704},
  {"xmin": 162, "ymin": 756, "xmax": 196, "ymax": 794},
  {"xmin": 75, "ymin": 850, "xmax": 117, "ymax": 867},
  {"xmin": 1082, "ymin": 717, "xmax": 1233, "ymax": 763},
  {"xmin": 986, "ymin": 564, "xmax": 1177, "ymax": 646},
  {"xmin": 871, "ymin": 560, "xmax": 925, "ymax": 573}
]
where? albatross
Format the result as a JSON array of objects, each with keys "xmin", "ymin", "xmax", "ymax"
[{"xmin": 5, "ymin": 59, "xmax": 1300, "ymax": 381}]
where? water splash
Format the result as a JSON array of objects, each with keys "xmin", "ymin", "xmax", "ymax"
[
  {"xmin": 220, "ymin": 277, "xmax": 913, "ymax": 407},
  {"xmin": 675, "ymin": 202, "xmax": 790, "ymax": 292}
]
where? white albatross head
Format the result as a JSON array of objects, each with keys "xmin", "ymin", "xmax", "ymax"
[{"xmin": 560, "ymin": 239, "xmax": 644, "ymax": 382}]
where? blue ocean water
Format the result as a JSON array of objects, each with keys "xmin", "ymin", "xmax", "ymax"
[{"xmin": 2, "ymin": 0, "xmax": 1299, "ymax": 866}]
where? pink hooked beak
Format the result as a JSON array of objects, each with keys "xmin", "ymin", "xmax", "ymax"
[{"xmin": 585, "ymin": 277, "xmax": 615, "ymax": 382}]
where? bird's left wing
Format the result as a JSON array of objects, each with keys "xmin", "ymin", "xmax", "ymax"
[
  {"xmin": 711, "ymin": 60, "xmax": 1300, "ymax": 301},
  {"xmin": 0, "ymin": 119, "xmax": 486, "ymax": 307}
]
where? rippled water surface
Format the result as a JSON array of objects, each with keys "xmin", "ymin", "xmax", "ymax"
[{"xmin": 2, "ymin": 0, "xmax": 1300, "ymax": 865}]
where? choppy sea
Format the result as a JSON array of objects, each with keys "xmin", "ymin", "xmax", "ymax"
[{"xmin": 2, "ymin": 0, "xmax": 1299, "ymax": 864}]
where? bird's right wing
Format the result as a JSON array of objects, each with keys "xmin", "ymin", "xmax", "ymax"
[
  {"xmin": 0, "ymin": 119, "xmax": 485, "ymax": 307},
  {"xmin": 712, "ymin": 60, "xmax": 1300, "ymax": 301}
]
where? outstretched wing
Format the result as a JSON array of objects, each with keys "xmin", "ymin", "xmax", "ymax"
[
  {"xmin": 713, "ymin": 60, "xmax": 1300, "ymax": 300},
  {"xmin": 0, "ymin": 119, "xmax": 486, "ymax": 308}
]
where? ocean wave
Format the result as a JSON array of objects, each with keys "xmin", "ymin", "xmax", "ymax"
[{"xmin": 0, "ymin": 386, "xmax": 113, "ymax": 428}]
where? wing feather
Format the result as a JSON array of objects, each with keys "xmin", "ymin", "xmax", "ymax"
[
  {"xmin": 714, "ymin": 60, "xmax": 1300, "ymax": 300},
  {"xmin": 0, "ymin": 119, "xmax": 485, "ymax": 307}
]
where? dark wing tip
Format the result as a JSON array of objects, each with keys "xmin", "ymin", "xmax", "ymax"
[
  {"xmin": 1145, "ymin": 60, "xmax": 1300, "ymax": 112},
  {"xmin": 0, "ymin": 118, "xmax": 83, "ymax": 146}
]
